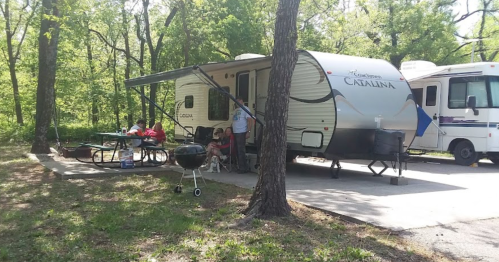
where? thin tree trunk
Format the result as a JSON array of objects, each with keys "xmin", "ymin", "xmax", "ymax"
[
  {"xmin": 113, "ymin": 49, "xmax": 120, "ymax": 130},
  {"xmin": 85, "ymin": 18, "xmax": 99, "ymax": 125},
  {"xmin": 180, "ymin": 0, "xmax": 190, "ymax": 67},
  {"xmin": 122, "ymin": 3, "xmax": 133, "ymax": 128},
  {"xmin": 31, "ymin": 0, "xmax": 60, "ymax": 154},
  {"xmin": 142, "ymin": 0, "xmax": 177, "ymax": 127},
  {"xmin": 244, "ymin": 0, "xmax": 300, "ymax": 218},
  {"xmin": 1, "ymin": 0, "xmax": 36, "ymax": 126},
  {"xmin": 134, "ymin": 14, "xmax": 147, "ymax": 122}
]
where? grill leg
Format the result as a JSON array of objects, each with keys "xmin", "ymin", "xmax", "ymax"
[
  {"xmin": 198, "ymin": 168, "xmax": 207, "ymax": 186},
  {"xmin": 192, "ymin": 170, "xmax": 198, "ymax": 189},
  {"xmin": 180, "ymin": 169, "xmax": 185, "ymax": 184}
]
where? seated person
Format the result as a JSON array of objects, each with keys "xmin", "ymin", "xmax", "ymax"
[
  {"xmin": 143, "ymin": 122, "xmax": 166, "ymax": 163},
  {"xmin": 206, "ymin": 127, "xmax": 234, "ymax": 162},
  {"xmin": 144, "ymin": 122, "xmax": 166, "ymax": 146},
  {"xmin": 127, "ymin": 119, "xmax": 146, "ymax": 148}
]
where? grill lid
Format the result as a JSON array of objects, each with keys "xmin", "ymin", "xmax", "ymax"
[{"xmin": 174, "ymin": 143, "xmax": 206, "ymax": 156}]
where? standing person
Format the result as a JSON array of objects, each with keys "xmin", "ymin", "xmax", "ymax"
[{"xmin": 232, "ymin": 97, "xmax": 253, "ymax": 173}]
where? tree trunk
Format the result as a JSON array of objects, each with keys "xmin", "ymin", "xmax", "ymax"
[
  {"xmin": 85, "ymin": 19, "xmax": 99, "ymax": 125},
  {"xmin": 122, "ymin": 3, "xmax": 133, "ymax": 128},
  {"xmin": 3, "ymin": 0, "xmax": 23, "ymax": 125},
  {"xmin": 244, "ymin": 0, "xmax": 300, "ymax": 218},
  {"xmin": 113, "ymin": 49, "xmax": 120, "ymax": 130},
  {"xmin": 31, "ymin": 0, "xmax": 60, "ymax": 154},
  {"xmin": 134, "ymin": 13, "xmax": 147, "ymax": 122},
  {"xmin": 142, "ymin": 0, "xmax": 177, "ymax": 127}
]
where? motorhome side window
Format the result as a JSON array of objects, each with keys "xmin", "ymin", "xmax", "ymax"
[
  {"xmin": 412, "ymin": 89, "xmax": 423, "ymax": 106},
  {"xmin": 426, "ymin": 86, "xmax": 437, "ymax": 106},
  {"xmin": 208, "ymin": 87, "xmax": 230, "ymax": 121},
  {"xmin": 490, "ymin": 76, "xmax": 499, "ymax": 107},
  {"xmin": 448, "ymin": 76, "xmax": 488, "ymax": 108},
  {"xmin": 185, "ymin": 95, "xmax": 193, "ymax": 108}
]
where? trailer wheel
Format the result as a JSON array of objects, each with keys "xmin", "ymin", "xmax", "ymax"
[{"xmin": 453, "ymin": 141, "xmax": 478, "ymax": 166}]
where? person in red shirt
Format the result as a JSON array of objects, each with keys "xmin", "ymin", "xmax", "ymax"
[
  {"xmin": 206, "ymin": 127, "xmax": 234, "ymax": 162},
  {"xmin": 144, "ymin": 122, "xmax": 166, "ymax": 164}
]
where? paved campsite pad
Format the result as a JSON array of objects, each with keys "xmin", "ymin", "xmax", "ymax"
[{"xmin": 200, "ymin": 158, "xmax": 499, "ymax": 230}]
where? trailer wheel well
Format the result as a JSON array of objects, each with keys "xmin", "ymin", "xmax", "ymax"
[{"xmin": 448, "ymin": 138, "xmax": 468, "ymax": 152}]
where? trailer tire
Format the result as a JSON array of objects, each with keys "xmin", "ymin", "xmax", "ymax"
[{"xmin": 453, "ymin": 141, "xmax": 478, "ymax": 166}]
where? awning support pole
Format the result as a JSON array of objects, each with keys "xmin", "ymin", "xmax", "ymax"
[{"xmin": 130, "ymin": 86, "xmax": 193, "ymax": 136}]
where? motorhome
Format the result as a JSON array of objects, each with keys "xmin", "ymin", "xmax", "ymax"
[
  {"xmin": 126, "ymin": 50, "xmax": 418, "ymax": 176},
  {"xmin": 401, "ymin": 61, "xmax": 499, "ymax": 165}
]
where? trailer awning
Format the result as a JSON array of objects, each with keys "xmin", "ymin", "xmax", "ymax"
[
  {"xmin": 125, "ymin": 56, "xmax": 272, "ymax": 88},
  {"xmin": 401, "ymin": 67, "xmax": 450, "ymax": 82},
  {"xmin": 124, "ymin": 67, "xmax": 194, "ymax": 88}
]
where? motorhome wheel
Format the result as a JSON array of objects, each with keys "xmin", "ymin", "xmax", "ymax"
[{"xmin": 453, "ymin": 141, "xmax": 478, "ymax": 166}]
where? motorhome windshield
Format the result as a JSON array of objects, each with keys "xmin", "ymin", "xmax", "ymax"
[{"xmin": 449, "ymin": 76, "xmax": 499, "ymax": 108}]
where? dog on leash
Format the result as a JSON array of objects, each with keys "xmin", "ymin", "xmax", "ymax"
[{"xmin": 206, "ymin": 156, "xmax": 220, "ymax": 173}]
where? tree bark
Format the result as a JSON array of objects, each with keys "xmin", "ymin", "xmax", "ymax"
[
  {"xmin": 244, "ymin": 0, "xmax": 300, "ymax": 218},
  {"xmin": 31, "ymin": 0, "xmax": 60, "ymax": 154}
]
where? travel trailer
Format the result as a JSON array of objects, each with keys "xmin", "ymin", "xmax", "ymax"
[
  {"xmin": 126, "ymin": 50, "xmax": 418, "ymax": 176},
  {"xmin": 401, "ymin": 60, "xmax": 499, "ymax": 166}
]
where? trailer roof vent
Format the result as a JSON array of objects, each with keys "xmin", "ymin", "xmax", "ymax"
[
  {"xmin": 400, "ymin": 60, "xmax": 436, "ymax": 71},
  {"xmin": 235, "ymin": 53, "xmax": 266, "ymax": 60}
]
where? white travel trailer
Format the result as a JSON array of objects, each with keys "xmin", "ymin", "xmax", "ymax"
[
  {"xmin": 401, "ymin": 61, "xmax": 499, "ymax": 165},
  {"xmin": 125, "ymin": 50, "xmax": 418, "ymax": 176}
]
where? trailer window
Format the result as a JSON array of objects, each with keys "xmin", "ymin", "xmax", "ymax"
[
  {"xmin": 208, "ymin": 87, "xmax": 230, "ymax": 121},
  {"xmin": 185, "ymin": 95, "xmax": 193, "ymax": 108},
  {"xmin": 490, "ymin": 77, "xmax": 499, "ymax": 107},
  {"xmin": 426, "ymin": 86, "xmax": 437, "ymax": 106},
  {"xmin": 449, "ymin": 77, "xmax": 488, "ymax": 108}
]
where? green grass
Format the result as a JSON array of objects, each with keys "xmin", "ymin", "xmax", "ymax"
[{"xmin": 0, "ymin": 146, "xmax": 459, "ymax": 262}]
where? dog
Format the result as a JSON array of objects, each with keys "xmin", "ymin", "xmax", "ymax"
[{"xmin": 206, "ymin": 156, "xmax": 220, "ymax": 173}]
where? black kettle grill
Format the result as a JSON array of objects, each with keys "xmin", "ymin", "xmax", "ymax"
[
  {"xmin": 173, "ymin": 143, "xmax": 207, "ymax": 197},
  {"xmin": 174, "ymin": 143, "xmax": 207, "ymax": 169}
]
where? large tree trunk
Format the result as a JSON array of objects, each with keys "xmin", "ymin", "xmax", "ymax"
[
  {"xmin": 31, "ymin": 0, "xmax": 60, "ymax": 154},
  {"xmin": 244, "ymin": 0, "xmax": 300, "ymax": 218}
]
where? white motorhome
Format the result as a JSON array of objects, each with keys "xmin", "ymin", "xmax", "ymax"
[
  {"xmin": 126, "ymin": 50, "xmax": 418, "ymax": 176},
  {"xmin": 401, "ymin": 61, "xmax": 499, "ymax": 165}
]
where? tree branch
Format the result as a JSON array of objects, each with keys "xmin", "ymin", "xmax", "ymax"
[
  {"xmin": 215, "ymin": 48, "xmax": 232, "ymax": 59},
  {"xmin": 89, "ymin": 28, "xmax": 141, "ymax": 65},
  {"xmin": 154, "ymin": 6, "xmax": 178, "ymax": 59},
  {"xmin": 14, "ymin": 0, "xmax": 39, "ymax": 61}
]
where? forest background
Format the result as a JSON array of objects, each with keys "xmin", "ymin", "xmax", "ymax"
[{"xmin": 0, "ymin": 0, "xmax": 497, "ymax": 143}]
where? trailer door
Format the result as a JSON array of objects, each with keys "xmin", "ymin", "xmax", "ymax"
[
  {"xmin": 236, "ymin": 71, "xmax": 256, "ymax": 144},
  {"xmin": 420, "ymin": 83, "xmax": 441, "ymax": 148}
]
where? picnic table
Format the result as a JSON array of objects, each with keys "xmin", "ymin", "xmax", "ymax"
[{"xmin": 76, "ymin": 132, "xmax": 168, "ymax": 168}]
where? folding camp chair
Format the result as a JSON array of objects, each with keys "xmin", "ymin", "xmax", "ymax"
[{"xmin": 193, "ymin": 126, "xmax": 215, "ymax": 146}]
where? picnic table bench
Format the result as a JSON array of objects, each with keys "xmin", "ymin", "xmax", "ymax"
[{"xmin": 75, "ymin": 133, "xmax": 169, "ymax": 168}]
